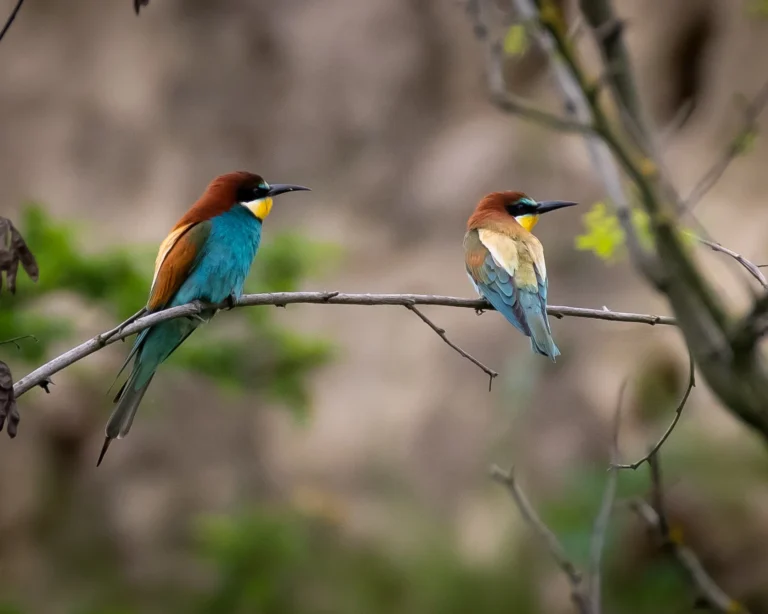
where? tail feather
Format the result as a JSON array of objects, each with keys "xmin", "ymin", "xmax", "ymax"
[
  {"xmin": 519, "ymin": 291, "xmax": 559, "ymax": 361},
  {"xmin": 98, "ymin": 317, "xmax": 199, "ymax": 466},
  {"xmin": 107, "ymin": 372, "xmax": 155, "ymax": 439},
  {"xmin": 98, "ymin": 372, "xmax": 155, "ymax": 467}
]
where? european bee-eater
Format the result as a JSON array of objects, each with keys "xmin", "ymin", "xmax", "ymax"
[
  {"xmin": 464, "ymin": 191, "xmax": 577, "ymax": 361},
  {"xmin": 98, "ymin": 171, "xmax": 310, "ymax": 465}
]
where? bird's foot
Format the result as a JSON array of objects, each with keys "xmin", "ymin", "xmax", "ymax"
[
  {"xmin": 225, "ymin": 293, "xmax": 238, "ymax": 310},
  {"xmin": 98, "ymin": 307, "xmax": 148, "ymax": 345},
  {"xmin": 475, "ymin": 308, "xmax": 485, "ymax": 316},
  {"xmin": 186, "ymin": 300, "xmax": 209, "ymax": 323}
]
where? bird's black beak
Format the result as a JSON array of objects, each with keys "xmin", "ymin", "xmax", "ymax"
[
  {"xmin": 267, "ymin": 184, "xmax": 311, "ymax": 197},
  {"xmin": 535, "ymin": 200, "xmax": 578, "ymax": 214}
]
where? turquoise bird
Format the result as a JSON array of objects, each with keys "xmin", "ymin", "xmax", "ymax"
[
  {"xmin": 98, "ymin": 171, "xmax": 310, "ymax": 465},
  {"xmin": 464, "ymin": 191, "xmax": 577, "ymax": 360}
]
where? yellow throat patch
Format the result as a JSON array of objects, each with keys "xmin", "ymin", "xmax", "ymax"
[
  {"xmin": 246, "ymin": 196, "xmax": 274, "ymax": 221},
  {"xmin": 515, "ymin": 213, "xmax": 540, "ymax": 232}
]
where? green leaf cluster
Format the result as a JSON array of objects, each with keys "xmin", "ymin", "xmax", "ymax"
[{"xmin": 574, "ymin": 201, "xmax": 697, "ymax": 263}]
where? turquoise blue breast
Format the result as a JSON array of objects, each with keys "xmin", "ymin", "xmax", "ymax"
[{"xmin": 171, "ymin": 205, "xmax": 262, "ymax": 307}]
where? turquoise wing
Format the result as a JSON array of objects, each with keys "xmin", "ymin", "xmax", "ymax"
[
  {"xmin": 464, "ymin": 228, "xmax": 559, "ymax": 359},
  {"xmin": 464, "ymin": 229, "xmax": 531, "ymax": 337}
]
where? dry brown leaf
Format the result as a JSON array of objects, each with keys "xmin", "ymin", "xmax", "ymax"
[
  {"xmin": 0, "ymin": 360, "xmax": 19, "ymax": 438},
  {"xmin": 0, "ymin": 217, "xmax": 38, "ymax": 295}
]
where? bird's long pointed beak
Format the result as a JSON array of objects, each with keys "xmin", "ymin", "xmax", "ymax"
[
  {"xmin": 267, "ymin": 184, "xmax": 311, "ymax": 197},
  {"xmin": 536, "ymin": 200, "xmax": 578, "ymax": 214}
]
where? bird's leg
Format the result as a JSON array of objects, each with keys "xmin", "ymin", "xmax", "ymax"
[
  {"xmin": 186, "ymin": 300, "xmax": 210, "ymax": 323},
  {"xmin": 225, "ymin": 293, "xmax": 238, "ymax": 310},
  {"xmin": 98, "ymin": 307, "xmax": 148, "ymax": 345}
]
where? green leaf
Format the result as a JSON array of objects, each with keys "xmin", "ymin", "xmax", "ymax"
[
  {"xmin": 574, "ymin": 201, "xmax": 626, "ymax": 261},
  {"xmin": 575, "ymin": 201, "xmax": 696, "ymax": 263},
  {"xmin": 503, "ymin": 24, "xmax": 528, "ymax": 57},
  {"xmin": 732, "ymin": 128, "xmax": 758, "ymax": 156}
]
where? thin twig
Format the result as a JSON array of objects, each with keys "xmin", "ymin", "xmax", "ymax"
[
  {"xmin": 693, "ymin": 235, "xmax": 768, "ymax": 289},
  {"xmin": 683, "ymin": 78, "xmax": 768, "ymax": 213},
  {"xmin": 510, "ymin": 0, "xmax": 662, "ymax": 283},
  {"xmin": 12, "ymin": 291, "xmax": 676, "ymax": 399},
  {"xmin": 0, "ymin": 334, "xmax": 37, "ymax": 350},
  {"xmin": 613, "ymin": 352, "xmax": 695, "ymax": 471},
  {"xmin": 0, "ymin": 0, "xmax": 24, "ymax": 43},
  {"xmin": 405, "ymin": 304, "xmax": 498, "ymax": 390},
  {"xmin": 588, "ymin": 380, "xmax": 626, "ymax": 614},
  {"xmin": 629, "ymin": 456, "xmax": 750, "ymax": 614},
  {"xmin": 490, "ymin": 465, "xmax": 591, "ymax": 614},
  {"xmin": 472, "ymin": 0, "xmax": 596, "ymax": 136}
]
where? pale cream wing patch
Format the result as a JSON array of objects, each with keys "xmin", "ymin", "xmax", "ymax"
[
  {"xmin": 522, "ymin": 237, "xmax": 546, "ymax": 282},
  {"xmin": 477, "ymin": 228, "xmax": 519, "ymax": 277}
]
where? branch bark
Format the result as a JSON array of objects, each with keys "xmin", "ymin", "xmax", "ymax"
[
  {"xmin": 12, "ymin": 291, "xmax": 676, "ymax": 400},
  {"xmin": 500, "ymin": 0, "xmax": 768, "ymax": 441},
  {"xmin": 630, "ymin": 455, "xmax": 750, "ymax": 614},
  {"xmin": 0, "ymin": 0, "xmax": 25, "ymax": 43}
]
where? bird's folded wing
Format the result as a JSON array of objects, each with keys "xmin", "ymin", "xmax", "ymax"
[
  {"xmin": 464, "ymin": 228, "xmax": 547, "ymax": 335},
  {"xmin": 147, "ymin": 221, "xmax": 212, "ymax": 311}
]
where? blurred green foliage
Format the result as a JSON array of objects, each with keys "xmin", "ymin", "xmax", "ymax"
[
  {"xmin": 574, "ymin": 202, "xmax": 696, "ymax": 263},
  {"xmin": 0, "ymin": 204, "xmax": 340, "ymax": 415},
  {"xmin": 746, "ymin": 0, "xmax": 768, "ymax": 18},
  {"xmin": 193, "ymin": 505, "xmax": 541, "ymax": 614},
  {"xmin": 503, "ymin": 24, "xmax": 529, "ymax": 57}
]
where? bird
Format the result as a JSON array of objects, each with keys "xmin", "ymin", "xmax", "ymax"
[
  {"xmin": 464, "ymin": 191, "xmax": 577, "ymax": 361},
  {"xmin": 98, "ymin": 171, "xmax": 310, "ymax": 466}
]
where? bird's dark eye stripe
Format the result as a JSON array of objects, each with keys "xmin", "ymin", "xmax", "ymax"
[
  {"xmin": 236, "ymin": 184, "xmax": 269, "ymax": 203},
  {"xmin": 504, "ymin": 202, "xmax": 536, "ymax": 217}
]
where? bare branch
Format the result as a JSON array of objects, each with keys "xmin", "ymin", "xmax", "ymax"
[
  {"xmin": 12, "ymin": 291, "xmax": 676, "ymax": 399},
  {"xmin": 405, "ymin": 304, "xmax": 498, "ymax": 390},
  {"xmin": 515, "ymin": 0, "xmax": 768, "ymax": 441},
  {"xmin": 613, "ymin": 352, "xmax": 695, "ymax": 471},
  {"xmin": 694, "ymin": 235, "xmax": 768, "ymax": 290},
  {"xmin": 490, "ymin": 465, "xmax": 591, "ymax": 614},
  {"xmin": 509, "ymin": 0, "xmax": 661, "ymax": 282},
  {"xmin": 630, "ymin": 456, "xmax": 750, "ymax": 614},
  {"xmin": 0, "ymin": 0, "xmax": 24, "ymax": 44},
  {"xmin": 683, "ymin": 78, "xmax": 768, "ymax": 213},
  {"xmin": 0, "ymin": 334, "xmax": 37, "ymax": 350},
  {"xmin": 588, "ymin": 380, "xmax": 625, "ymax": 614},
  {"xmin": 470, "ymin": 0, "xmax": 596, "ymax": 136}
]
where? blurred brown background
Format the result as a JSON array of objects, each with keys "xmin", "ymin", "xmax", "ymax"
[{"xmin": 2, "ymin": 0, "xmax": 768, "ymax": 612}]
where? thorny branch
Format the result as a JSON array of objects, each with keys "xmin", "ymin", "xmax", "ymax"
[
  {"xmin": 613, "ymin": 353, "xmax": 696, "ymax": 471},
  {"xmin": 12, "ymin": 291, "xmax": 676, "ymax": 400},
  {"xmin": 631, "ymin": 456, "xmax": 750, "ymax": 614}
]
